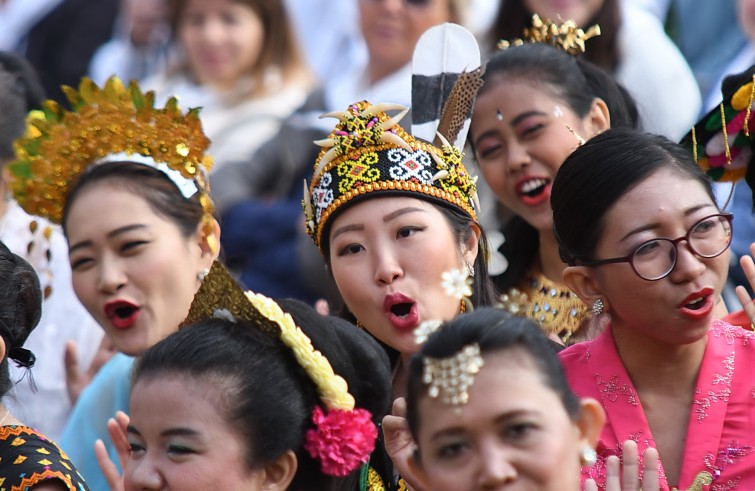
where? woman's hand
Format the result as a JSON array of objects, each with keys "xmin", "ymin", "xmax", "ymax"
[
  {"xmin": 65, "ymin": 336, "xmax": 117, "ymax": 404},
  {"xmin": 735, "ymin": 242, "xmax": 755, "ymax": 325},
  {"xmin": 382, "ymin": 398, "xmax": 425, "ymax": 491},
  {"xmin": 584, "ymin": 440, "xmax": 659, "ymax": 491},
  {"xmin": 95, "ymin": 411, "xmax": 130, "ymax": 491}
]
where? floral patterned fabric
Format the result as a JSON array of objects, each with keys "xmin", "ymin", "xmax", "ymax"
[
  {"xmin": 0, "ymin": 425, "xmax": 89, "ymax": 491},
  {"xmin": 560, "ymin": 320, "xmax": 755, "ymax": 490}
]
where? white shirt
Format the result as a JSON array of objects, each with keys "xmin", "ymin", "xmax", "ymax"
[{"xmin": 0, "ymin": 200, "xmax": 103, "ymax": 441}]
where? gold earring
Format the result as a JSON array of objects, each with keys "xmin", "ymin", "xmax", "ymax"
[{"xmin": 564, "ymin": 123, "xmax": 586, "ymax": 146}]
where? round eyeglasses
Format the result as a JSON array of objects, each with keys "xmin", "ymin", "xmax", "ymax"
[{"xmin": 576, "ymin": 213, "xmax": 733, "ymax": 281}]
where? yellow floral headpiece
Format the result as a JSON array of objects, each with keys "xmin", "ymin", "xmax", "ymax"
[
  {"xmin": 8, "ymin": 77, "xmax": 214, "ymax": 226},
  {"xmin": 497, "ymin": 14, "xmax": 601, "ymax": 54},
  {"xmin": 303, "ymin": 101, "xmax": 480, "ymax": 251},
  {"xmin": 182, "ymin": 261, "xmax": 376, "ymax": 476}
]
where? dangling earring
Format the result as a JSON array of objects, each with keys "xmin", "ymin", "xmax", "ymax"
[
  {"xmin": 564, "ymin": 123, "xmax": 586, "ymax": 146},
  {"xmin": 459, "ymin": 299, "xmax": 467, "ymax": 314},
  {"xmin": 197, "ymin": 268, "xmax": 210, "ymax": 282},
  {"xmin": 355, "ymin": 320, "xmax": 366, "ymax": 330},
  {"xmin": 580, "ymin": 446, "xmax": 598, "ymax": 467},
  {"xmin": 591, "ymin": 299, "xmax": 604, "ymax": 316},
  {"xmin": 466, "ymin": 261, "xmax": 475, "ymax": 278}
]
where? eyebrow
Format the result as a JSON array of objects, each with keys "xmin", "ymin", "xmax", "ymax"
[
  {"xmin": 510, "ymin": 110, "xmax": 548, "ymax": 127},
  {"xmin": 428, "ymin": 410, "xmax": 537, "ymax": 443},
  {"xmin": 473, "ymin": 110, "xmax": 548, "ymax": 148},
  {"xmin": 68, "ymin": 224, "xmax": 148, "ymax": 255},
  {"xmin": 619, "ymin": 204, "xmax": 716, "ymax": 242},
  {"xmin": 127, "ymin": 425, "xmax": 201, "ymax": 438},
  {"xmin": 383, "ymin": 207, "xmax": 426, "ymax": 222},
  {"xmin": 330, "ymin": 207, "xmax": 427, "ymax": 241}
]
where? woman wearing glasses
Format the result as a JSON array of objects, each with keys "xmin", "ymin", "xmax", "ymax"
[{"xmin": 552, "ymin": 128, "xmax": 755, "ymax": 490}]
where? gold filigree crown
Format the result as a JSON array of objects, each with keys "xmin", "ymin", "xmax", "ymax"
[
  {"xmin": 303, "ymin": 101, "xmax": 480, "ymax": 251},
  {"xmin": 497, "ymin": 14, "xmax": 600, "ymax": 54},
  {"xmin": 9, "ymin": 77, "xmax": 214, "ymax": 225}
]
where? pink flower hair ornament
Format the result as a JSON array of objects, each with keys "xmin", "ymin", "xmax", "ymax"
[{"xmin": 304, "ymin": 406, "xmax": 378, "ymax": 476}]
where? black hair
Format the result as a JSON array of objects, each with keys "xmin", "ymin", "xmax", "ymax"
[
  {"xmin": 551, "ymin": 128, "xmax": 716, "ymax": 264},
  {"xmin": 476, "ymin": 43, "xmax": 639, "ymax": 291},
  {"xmin": 0, "ymin": 241, "xmax": 42, "ymax": 398},
  {"xmin": 489, "ymin": 0, "xmax": 621, "ymax": 73},
  {"xmin": 133, "ymin": 298, "xmax": 391, "ymax": 491},
  {"xmin": 0, "ymin": 51, "xmax": 45, "ymax": 161},
  {"xmin": 61, "ymin": 161, "xmax": 204, "ymax": 238},
  {"xmin": 406, "ymin": 308, "xmax": 579, "ymax": 445}
]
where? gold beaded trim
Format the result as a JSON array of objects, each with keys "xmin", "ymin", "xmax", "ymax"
[{"xmin": 315, "ymin": 178, "xmax": 477, "ymax": 247}]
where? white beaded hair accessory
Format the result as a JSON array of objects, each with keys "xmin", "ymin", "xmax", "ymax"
[{"xmin": 422, "ymin": 343, "xmax": 484, "ymax": 412}]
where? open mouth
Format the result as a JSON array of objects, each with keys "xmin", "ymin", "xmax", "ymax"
[
  {"xmin": 684, "ymin": 296, "xmax": 706, "ymax": 310},
  {"xmin": 104, "ymin": 301, "xmax": 141, "ymax": 329},
  {"xmin": 384, "ymin": 293, "xmax": 419, "ymax": 330},
  {"xmin": 516, "ymin": 178, "xmax": 552, "ymax": 206},
  {"xmin": 519, "ymin": 178, "xmax": 548, "ymax": 197},
  {"xmin": 677, "ymin": 289, "xmax": 714, "ymax": 320},
  {"xmin": 390, "ymin": 302, "xmax": 413, "ymax": 318}
]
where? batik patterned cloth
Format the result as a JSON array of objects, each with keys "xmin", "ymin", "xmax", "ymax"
[
  {"xmin": 0, "ymin": 425, "xmax": 89, "ymax": 490},
  {"xmin": 560, "ymin": 320, "xmax": 755, "ymax": 490}
]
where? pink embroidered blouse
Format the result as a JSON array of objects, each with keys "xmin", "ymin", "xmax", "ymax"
[{"xmin": 559, "ymin": 320, "xmax": 755, "ymax": 490}]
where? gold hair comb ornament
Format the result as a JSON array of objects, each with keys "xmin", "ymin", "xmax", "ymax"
[
  {"xmin": 422, "ymin": 343, "xmax": 485, "ymax": 411},
  {"xmin": 183, "ymin": 261, "xmax": 376, "ymax": 476},
  {"xmin": 497, "ymin": 14, "xmax": 601, "ymax": 54},
  {"xmin": 8, "ymin": 77, "xmax": 215, "ymax": 232}
]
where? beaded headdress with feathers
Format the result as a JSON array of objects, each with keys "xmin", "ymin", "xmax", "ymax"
[{"xmin": 303, "ymin": 23, "xmax": 483, "ymax": 251}]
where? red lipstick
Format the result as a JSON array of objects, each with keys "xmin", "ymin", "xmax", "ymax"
[
  {"xmin": 515, "ymin": 177, "xmax": 552, "ymax": 207},
  {"xmin": 104, "ymin": 300, "xmax": 141, "ymax": 330},
  {"xmin": 383, "ymin": 293, "xmax": 419, "ymax": 331},
  {"xmin": 677, "ymin": 288, "xmax": 714, "ymax": 320}
]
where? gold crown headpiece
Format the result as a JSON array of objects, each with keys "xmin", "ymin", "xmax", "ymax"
[
  {"xmin": 182, "ymin": 261, "xmax": 377, "ymax": 476},
  {"xmin": 497, "ymin": 14, "xmax": 601, "ymax": 54},
  {"xmin": 8, "ymin": 77, "xmax": 214, "ymax": 226},
  {"xmin": 303, "ymin": 100, "xmax": 480, "ymax": 251}
]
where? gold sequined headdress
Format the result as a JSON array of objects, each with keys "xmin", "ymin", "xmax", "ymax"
[
  {"xmin": 8, "ymin": 77, "xmax": 214, "ymax": 228},
  {"xmin": 497, "ymin": 14, "xmax": 601, "ymax": 54},
  {"xmin": 182, "ymin": 261, "xmax": 377, "ymax": 476}
]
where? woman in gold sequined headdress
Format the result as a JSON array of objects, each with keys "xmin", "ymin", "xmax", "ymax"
[
  {"xmin": 473, "ymin": 23, "xmax": 638, "ymax": 344},
  {"xmin": 8, "ymin": 77, "xmax": 221, "ymax": 489}
]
